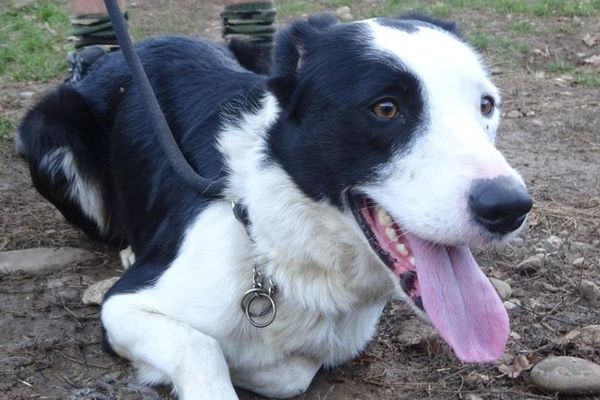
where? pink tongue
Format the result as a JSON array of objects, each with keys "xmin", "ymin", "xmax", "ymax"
[{"xmin": 406, "ymin": 234, "xmax": 509, "ymax": 362}]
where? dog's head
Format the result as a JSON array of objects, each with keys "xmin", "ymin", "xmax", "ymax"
[{"xmin": 266, "ymin": 14, "xmax": 531, "ymax": 363}]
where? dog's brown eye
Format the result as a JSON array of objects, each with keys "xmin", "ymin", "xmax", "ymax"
[
  {"xmin": 371, "ymin": 99, "xmax": 400, "ymax": 120},
  {"xmin": 480, "ymin": 96, "xmax": 495, "ymax": 117}
]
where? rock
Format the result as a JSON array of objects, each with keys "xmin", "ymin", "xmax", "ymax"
[
  {"xmin": 582, "ymin": 33, "xmax": 598, "ymax": 47},
  {"xmin": 583, "ymin": 55, "xmax": 600, "ymax": 66},
  {"xmin": 506, "ymin": 110, "xmax": 522, "ymax": 118},
  {"xmin": 19, "ymin": 91, "xmax": 34, "ymax": 99},
  {"xmin": 516, "ymin": 255, "xmax": 544, "ymax": 273},
  {"xmin": 547, "ymin": 235, "xmax": 563, "ymax": 248},
  {"xmin": 0, "ymin": 247, "xmax": 95, "ymax": 274},
  {"xmin": 464, "ymin": 394, "xmax": 484, "ymax": 400},
  {"xmin": 395, "ymin": 318, "xmax": 436, "ymax": 346},
  {"xmin": 580, "ymin": 280, "xmax": 600, "ymax": 303},
  {"xmin": 530, "ymin": 356, "xmax": 600, "ymax": 394},
  {"xmin": 572, "ymin": 257, "xmax": 585, "ymax": 267},
  {"xmin": 82, "ymin": 277, "xmax": 119, "ymax": 305},
  {"xmin": 560, "ymin": 325, "xmax": 600, "ymax": 348},
  {"xmin": 504, "ymin": 300, "xmax": 520, "ymax": 310},
  {"xmin": 335, "ymin": 6, "xmax": 353, "ymax": 21},
  {"xmin": 464, "ymin": 372, "xmax": 490, "ymax": 389},
  {"xmin": 490, "ymin": 277, "xmax": 512, "ymax": 300}
]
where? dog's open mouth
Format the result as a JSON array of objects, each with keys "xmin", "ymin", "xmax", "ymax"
[{"xmin": 349, "ymin": 195, "xmax": 509, "ymax": 363}]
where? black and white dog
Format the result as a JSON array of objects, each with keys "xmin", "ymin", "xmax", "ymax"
[{"xmin": 17, "ymin": 14, "xmax": 532, "ymax": 399}]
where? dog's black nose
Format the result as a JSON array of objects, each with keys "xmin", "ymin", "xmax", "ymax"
[{"xmin": 469, "ymin": 177, "xmax": 532, "ymax": 235}]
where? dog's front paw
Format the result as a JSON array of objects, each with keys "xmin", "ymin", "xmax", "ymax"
[{"xmin": 119, "ymin": 246, "xmax": 136, "ymax": 269}]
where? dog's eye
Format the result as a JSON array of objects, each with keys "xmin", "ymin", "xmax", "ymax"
[
  {"xmin": 370, "ymin": 99, "xmax": 400, "ymax": 120},
  {"xmin": 480, "ymin": 96, "xmax": 495, "ymax": 117}
]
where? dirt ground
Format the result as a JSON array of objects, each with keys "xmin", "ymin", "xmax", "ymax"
[{"xmin": 1, "ymin": 1, "xmax": 599, "ymax": 399}]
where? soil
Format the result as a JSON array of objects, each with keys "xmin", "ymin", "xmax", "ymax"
[{"xmin": 1, "ymin": 1, "xmax": 599, "ymax": 399}]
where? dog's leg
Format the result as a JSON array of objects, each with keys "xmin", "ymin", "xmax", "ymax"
[
  {"xmin": 118, "ymin": 245, "xmax": 136, "ymax": 270},
  {"xmin": 102, "ymin": 294, "xmax": 239, "ymax": 400}
]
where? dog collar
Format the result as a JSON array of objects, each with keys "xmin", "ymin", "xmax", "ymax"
[{"xmin": 232, "ymin": 201, "xmax": 277, "ymax": 328}]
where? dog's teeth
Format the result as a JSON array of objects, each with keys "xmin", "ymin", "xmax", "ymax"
[
  {"xmin": 409, "ymin": 257, "xmax": 416, "ymax": 266},
  {"xmin": 385, "ymin": 227, "xmax": 398, "ymax": 241},
  {"xmin": 377, "ymin": 208, "xmax": 392, "ymax": 226},
  {"xmin": 396, "ymin": 243, "xmax": 408, "ymax": 256}
]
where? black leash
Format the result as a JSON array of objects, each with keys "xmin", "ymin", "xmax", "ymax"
[{"xmin": 103, "ymin": 0, "xmax": 226, "ymax": 198}]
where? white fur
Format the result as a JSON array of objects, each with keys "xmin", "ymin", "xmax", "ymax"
[
  {"xmin": 102, "ymin": 94, "xmax": 394, "ymax": 399},
  {"xmin": 40, "ymin": 147, "xmax": 107, "ymax": 234},
  {"xmin": 361, "ymin": 21, "xmax": 526, "ymax": 247},
  {"xmin": 101, "ymin": 20, "xmax": 525, "ymax": 400},
  {"xmin": 119, "ymin": 246, "xmax": 136, "ymax": 270}
]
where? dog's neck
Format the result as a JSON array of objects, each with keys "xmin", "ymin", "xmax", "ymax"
[{"xmin": 219, "ymin": 94, "xmax": 393, "ymax": 315}]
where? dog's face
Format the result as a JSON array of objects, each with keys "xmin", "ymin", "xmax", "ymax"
[{"xmin": 268, "ymin": 15, "xmax": 531, "ymax": 363}]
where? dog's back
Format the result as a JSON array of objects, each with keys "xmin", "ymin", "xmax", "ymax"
[{"xmin": 17, "ymin": 36, "xmax": 264, "ymax": 251}]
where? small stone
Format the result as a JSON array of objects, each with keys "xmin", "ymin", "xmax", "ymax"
[
  {"xmin": 530, "ymin": 356, "xmax": 600, "ymax": 394},
  {"xmin": 579, "ymin": 325, "xmax": 600, "ymax": 347},
  {"xmin": 583, "ymin": 55, "xmax": 600, "ymax": 66},
  {"xmin": 547, "ymin": 235, "xmax": 563, "ymax": 248},
  {"xmin": 465, "ymin": 393, "xmax": 484, "ymax": 400},
  {"xmin": 516, "ymin": 255, "xmax": 544, "ymax": 273},
  {"xmin": 507, "ymin": 110, "xmax": 522, "ymax": 118},
  {"xmin": 560, "ymin": 325, "xmax": 600, "ymax": 348},
  {"xmin": 19, "ymin": 91, "xmax": 34, "ymax": 99},
  {"xmin": 47, "ymin": 278, "xmax": 65, "ymax": 289},
  {"xmin": 395, "ymin": 318, "xmax": 436, "ymax": 346},
  {"xmin": 335, "ymin": 6, "xmax": 353, "ymax": 21},
  {"xmin": 82, "ymin": 277, "xmax": 119, "ymax": 305},
  {"xmin": 504, "ymin": 300, "xmax": 520, "ymax": 310},
  {"xmin": 0, "ymin": 247, "xmax": 96, "ymax": 274},
  {"xmin": 582, "ymin": 33, "xmax": 598, "ymax": 47},
  {"xmin": 490, "ymin": 277, "xmax": 512, "ymax": 300},
  {"xmin": 572, "ymin": 257, "xmax": 585, "ymax": 267},
  {"xmin": 580, "ymin": 280, "xmax": 600, "ymax": 303},
  {"xmin": 464, "ymin": 372, "xmax": 490, "ymax": 389}
]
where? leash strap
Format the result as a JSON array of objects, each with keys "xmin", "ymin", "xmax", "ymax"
[{"xmin": 102, "ymin": 0, "xmax": 226, "ymax": 198}]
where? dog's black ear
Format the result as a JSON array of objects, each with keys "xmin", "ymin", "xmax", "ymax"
[
  {"xmin": 268, "ymin": 14, "xmax": 338, "ymax": 105},
  {"xmin": 397, "ymin": 12, "xmax": 459, "ymax": 36}
]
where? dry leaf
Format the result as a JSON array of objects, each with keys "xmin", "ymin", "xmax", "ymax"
[{"xmin": 497, "ymin": 354, "xmax": 532, "ymax": 378}]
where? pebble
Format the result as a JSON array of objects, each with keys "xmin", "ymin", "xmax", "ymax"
[
  {"xmin": 504, "ymin": 299, "xmax": 521, "ymax": 310},
  {"xmin": 490, "ymin": 277, "xmax": 512, "ymax": 300},
  {"xmin": 335, "ymin": 6, "xmax": 353, "ymax": 21},
  {"xmin": 572, "ymin": 257, "xmax": 585, "ymax": 267},
  {"xmin": 82, "ymin": 277, "xmax": 119, "ymax": 305},
  {"xmin": 395, "ymin": 318, "xmax": 436, "ymax": 346},
  {"xmin": 19, "ymin": 91, "xmax": 34, "ymax": 99},
  {"xmin": 530, "ymin": 356, "xmax": 600, "ymax": 394},
  {"xmin": 516, "ymin": 255, "xmax": 544, "ymax": 273},
  {"xmin": 506, "ymin": 110, "xmax": 522, "ymax": 118},
  {"xmin": 0, "ymin": 247, "xmax": 96, "ymax": 274},
  {"xmin": 580, "ymin": 280, "xmax": 600, "ymax": 303},
  {"xmin": 561, "ymin": 325, "xmax": 600, "ymax": 348},
  {"xmin": 546, "ymin": 235, "xmax": 563, "ymax": 248}
]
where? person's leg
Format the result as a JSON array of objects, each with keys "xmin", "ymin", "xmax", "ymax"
[
  {"xmin": 221, "ymin": 1, "xmax": 276, "ymax": 48},
  {"xmin": 67, "ymin": 0, "xmax": 127, "ymax": 83}
]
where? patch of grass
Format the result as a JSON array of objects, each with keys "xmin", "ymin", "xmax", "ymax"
[
  {"xmin": 574, "ymin": 71, "xmax": 600, "ymax": 87},
  {"xmin": 0, "ymin": 2, "xmax": 71, "ymax": 82},
  {"xmin": 509, "ymin": 20, "xmax": 535, "ymax": 33},
  {"xmin": 468, "ymin": 31, "xmax": 494, "ymax": 51},
  {"xmin": 0, "ymin": 117, "xmax": 16, "ymax": 141},
  {"xmin": 277, "ymin": 0, "xmax": 354, "ymax": 17},
  {"xmin": 380, "ymin": 0, "xmax": 600, "ymax": 18},
  {"xmin": 546, "ymin": 60, "xmax": 577, "ymax": 73}
]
